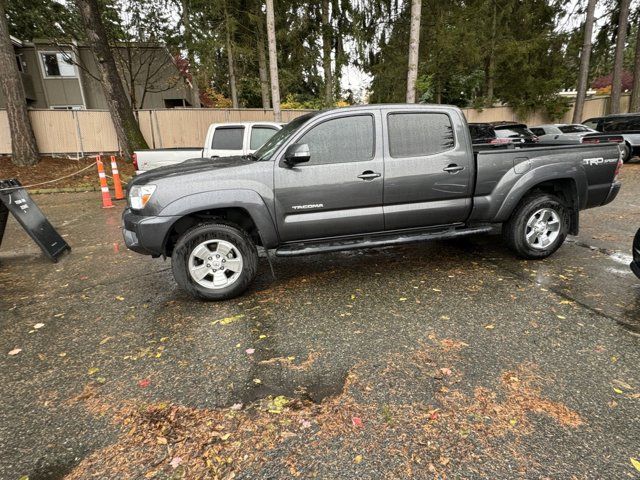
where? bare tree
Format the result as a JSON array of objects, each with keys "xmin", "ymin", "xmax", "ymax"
[
  {"xmin": 631, "ymin": 11, "xmax": 640, "ymax": 112},
  {"xmin": 610, "ymin": 0, "xmax": 631, "ymax": 114},
  {"xmin": 321, "ymin": 0, "xmax": 333, "ymax": 107},
  {"xmin": 256, "ymin": 32, "xmax": 271, "ymax": 109},
  {"xmin": 572, "ymin": 0, "xmax": 597, "ymax": 123},
  {"xmin": 485, "ymin": 0, "xmax": 497, "ymax": 105},
  {"xmin": 75, "ymin": 0, "xmax": 148, "ymax": 158},
  {"xmin": 405, "ymin": 0, "xmax": 421, "ymax": 103},
  {"xmin": 265, "ymin": 0, "xmax": 281, "ymax": 122},
  {"xmin": 181, "ymin": 0, "xmax": 200, "ymax": 107},
  {"xmin": 224, "ymin": 0, "xmax": 239, "ymax": 108},
  {"xmin": 0, "ymin": 0, "xmax": 39, "ymax": 166}
]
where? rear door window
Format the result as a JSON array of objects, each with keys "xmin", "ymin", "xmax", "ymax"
[
  {"xmin": 388, "ymin": 112, "xmax": 455, "ymax": 158},
  {"xmin": 529, "ymin": 128, "xmax": 545, "ymax": 136},
  {"xmin": 250, "ymin": 126, "xmax": 279, "ymax": 150},
  {"xmin": 494, "ymin": 126, "xmax": 535, "ymax": 139},
  {"xmin": 211, "ymin": 127, "xmax": 245, "ymax": 150}
]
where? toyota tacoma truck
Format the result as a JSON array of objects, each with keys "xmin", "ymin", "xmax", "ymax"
[
  {"xmin": 123, "ymin": 104, "xmax": 622, "ymax": 300},
  {"xmin": 133, "ymin": 121, "xmax": 282, "ymax": 172}
]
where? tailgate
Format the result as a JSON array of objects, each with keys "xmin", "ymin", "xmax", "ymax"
[
  {"xmin": 580, "ymin": 144, "xmax": 621, "ymax": 208},
  {"xmin": 136, "ymin": 149, "xmax": 203, "ymax": 172}
]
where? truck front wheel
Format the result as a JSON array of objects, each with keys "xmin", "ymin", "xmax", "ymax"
[
  {"xmin": 172, "ymin": 222, "xmax": 258, "ymax": 300},
  {"xmin": 503, "ymin": 193, "xmax": 569, "ymax": 259}
]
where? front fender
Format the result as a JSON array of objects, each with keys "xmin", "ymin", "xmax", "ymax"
[{"xmin": 159, "ymin": 189, "xmax": 279, "ymax": 248}]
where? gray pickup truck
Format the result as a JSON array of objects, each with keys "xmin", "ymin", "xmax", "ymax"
[{"xmin": 123, "ymin": 104, "xmax": 622, "ymax": 300}]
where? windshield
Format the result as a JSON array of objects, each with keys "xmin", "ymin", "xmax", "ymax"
[
  {"xmin": 559, "ymin": 125, "xmax": 591, "ymax": 133},
  {"xmin": 254, "ymin": 112, "xmax": 318, "ymax": 161}
]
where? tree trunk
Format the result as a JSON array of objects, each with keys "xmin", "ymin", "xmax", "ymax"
[
  {"xmin": 485, "ymin": 0, "xmax": 497, "ymax": 105},
  {"xmin": 75, "ymin": 0, "xmax": 148, "ymax": 159},
  {"xmin": 321, "ymin": 0, "xmax": 333, "ymax": 107},
  {"xmin": 405, "ymin": 0, "xmax": 421, "ymax": 103},
  {"xmin": 265, "ymin": 0, "xmax": 281, "ymax": 122},
  {"xmin": 630, "ymin": 15, "xmax": 640, "ymax": 112},
  {"xmin": 610, "ymin": 0, "xmax": 631, "ymax": 114},
  {"xmin": 0, "ymin": 0, "xmax": 39, "ymax": 166},
  {"xmin": 572, "ymin": 0, "xmax": 597, "ymax": 123},
  {"xmin": 224, "ymin": 0, "xmax": 238, "ymax": 108},
  {"xmin": 182, "ymin": 0, "xmax": 200, "ymax": 107},
  {"xmin": 256, "ymin": 22, "xmax": 271, "ymax": 109}
]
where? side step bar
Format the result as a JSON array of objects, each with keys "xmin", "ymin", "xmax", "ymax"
[{"xmin": 275, "ymin": 225, "xmax": 495, "ymax": 257}]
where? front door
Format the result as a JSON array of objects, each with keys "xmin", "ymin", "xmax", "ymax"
[
  {"xmin": 274, "ymin": 111, "xmax": 384, "ymax": 242},
  {"xmin": 382, "ymin": 110, "xmax": 473, "ymax": 230}
]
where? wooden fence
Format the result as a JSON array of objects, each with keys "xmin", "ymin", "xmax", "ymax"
[{"xmin": 0, "ymin": 95, "xmax": 632, "ymax": 156}]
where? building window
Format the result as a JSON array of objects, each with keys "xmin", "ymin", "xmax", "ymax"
[
  {"xmin": 40, "ymin": 52, "xmax": 76, "ymax": 77},
  {"xmin": 15, "ymin": 54, "xmax": 26, "ymax": 73},
  {"xmin": 50, "ymin": 105, "xmax": 84, "ymax": 110}
]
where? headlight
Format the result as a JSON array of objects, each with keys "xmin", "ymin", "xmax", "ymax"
[{"xmin": 129, "ymin": 184, "xmax": 156, "ymax": 210}]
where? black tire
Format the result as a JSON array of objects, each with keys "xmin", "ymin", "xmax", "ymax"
[
  {"xmin": 621, "ymin": 142, "xmax": 632, "ymax": 163},
  {"xmin": 503, "ymin": 192, "xmax": 569, "ymax": 259},
  {"xmin": 171, "ymin": 222, "xmax": 258, "ymax": 300}
]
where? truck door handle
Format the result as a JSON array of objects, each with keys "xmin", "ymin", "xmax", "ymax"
[
  {"xmin": 357, "ymin": 171, "xmax": 381, "ymax": 180},
  {"xmin": 443, "ymin": 164, "xmax": 464, "ymax": 173}
]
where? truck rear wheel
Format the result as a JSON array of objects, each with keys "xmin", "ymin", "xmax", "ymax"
[
  {"xmin": 503, "ymin": 193, "xmax": 569, "ymax": 259},
  {"xmin": 172, "ymin": 222, "xmax": 258, "ymax": 300}
]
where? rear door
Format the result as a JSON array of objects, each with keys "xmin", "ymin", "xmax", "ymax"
[
  {"xmin": 208, "ymin": 125, "xmax": 245, "ymax": 158},
  {"xmin": 382, "ymin": 109, "xmax": 473, "ymax": 230},
  {"xmin": 274, "ymin": 110, "xmax": 384, "ymax": 242}
]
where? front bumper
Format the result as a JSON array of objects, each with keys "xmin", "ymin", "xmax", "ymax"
[
  {"xmin": 122, "ymin": 208, "xmax": 179, "ymax": 256},
  {"xmin": 631, "ymin": 229, "xmax": 640, "ymax": 279}
]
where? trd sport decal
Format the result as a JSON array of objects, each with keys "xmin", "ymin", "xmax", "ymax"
[{"xmin": 582, "ymin": 157, "xmax": 618, "ymax": 166}]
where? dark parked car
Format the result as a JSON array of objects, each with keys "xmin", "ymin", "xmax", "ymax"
[
  {"xmin": 631, "ymin": 228, "xmax": 640, "ymax": 279},
  {"xmin": 469, "ymin": 122, "xmax": 539, "ymax": 147},
  {"xmin": 582, "ymin": 114, "xmax": 640, "ymax": 162},
  {"xmin": 124, "ymin": 104, "xmax": 622, "ymax": 300}
]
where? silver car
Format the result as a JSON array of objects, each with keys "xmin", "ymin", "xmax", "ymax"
[{"xmin": 529, "ymin": 124, "xmax": 597, "ymax": 144}]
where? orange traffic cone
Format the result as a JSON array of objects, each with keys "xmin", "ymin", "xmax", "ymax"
[
  {"xmin": 96, "ymin": 156, "xmax": 114, "ymax": 209},
  {"xmin": 110, "ymin": 155, "xmax": 125, "ymax": 200}
]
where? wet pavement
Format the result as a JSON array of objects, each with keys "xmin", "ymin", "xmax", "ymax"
[{"xmin": 1, "ymin": 164, "xmax": 639, "ymax": 479}]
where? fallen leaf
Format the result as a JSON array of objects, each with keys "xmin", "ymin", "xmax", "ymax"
[
  {"xmin": 99, "ymin": 337, "xmax": 113, "ymax": 345},
  {"xmin": 631, "ymin": 458, "xmax": 640, "ymax": 472},
  {"xmin": 613, "ymin": 387, "xmax": 623, "ymax": 394},
  {"xmin": 212, "ymin": 314, "xmax": 245, "ymax": 326},
  {"xmin": 556, "ymin": 315, "xmax": 566, "ymax": 320},
  {"xmin": 354, "ymin": 455, "xmax": 363, "ymax": 464},
  {"xmin": 58, "ymin": 352, "xmax": 66, "ymax": 357},
  {"xmin": 115, "ymin": 296, "xmax": 125, "ymax": 301},
  {"xmin": 259, "ymin": 334, "xmax": 267, "ymax": 339},
  {"xmin": 440, "ymin": 367, "xmax": 452, "ymax": 376},
  {"xmin": 156, "ymin": 436, "xmax": 167, "ymax": 445},
  {"xmin": 220, "ymin": 433, "xmax": 231, "ymax": 441},
  {"xmin": 432, "ymin": 288, "xmax": 442, "ymax": 292},
  {"xmin": 399, "ymin": 297, "xmax": 407, "ymax": 302},
  {"xmin": 169, "ymin": 457, "xmax": 182, "ymax": 469},
  {"xmin": 485, "ymin": 324, "xmax": 495, "ymax": 330},
  {"xmin": 87, "ymin": 367, "xmax": 99, "ymax": 375},
  {"xmin": 8, "ymin": 348, "xmax": 22, "ymax": 356},
  {"xmin": 246, "ymin": 348, "xmax": 255, "ymax": 355},
  {"xmin": 230, "ymin": 403, "xmax": 243, "ymax": 411},
  {"xmin": 352, "ymin": 417, "xmax": 363, "ymax": 428},
  {"xmin": 33, "ymin": 323, "xmax": 44, "ymax": 329},
  {"xmin": 253, "ymin": 378, "xmax": 262, "ymax": 384},
  {"xmin": 138, "ymin": 379, "xmax": 151, "ymax": 388}
]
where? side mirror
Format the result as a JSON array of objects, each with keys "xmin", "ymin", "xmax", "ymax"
[{"xmin": 284, "ymin": 143, "xmax": 310, "ymax": 166}]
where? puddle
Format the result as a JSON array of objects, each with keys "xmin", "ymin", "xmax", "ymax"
[
  {"xmin": 28, "ymin": 458, "xmax": 77, "ymax": 480},
  {"xmin": 239, "ymin": 372, "xmax": 348, "ymax": 405}
]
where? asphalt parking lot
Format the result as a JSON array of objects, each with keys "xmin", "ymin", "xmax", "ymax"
[{"xmin": 1, "ymin": 164, "xmax": 639, "ymax": 479}]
